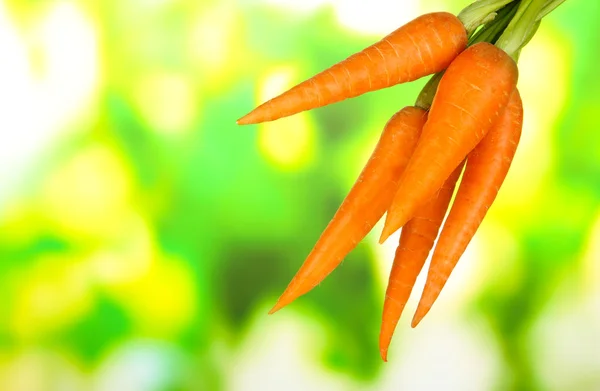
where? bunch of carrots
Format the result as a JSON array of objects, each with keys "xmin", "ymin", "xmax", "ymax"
[{"xmin": 237, "ymin": 0, "xmax": 567, "ymax": 361}]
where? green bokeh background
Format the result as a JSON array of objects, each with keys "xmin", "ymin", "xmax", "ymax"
[{"xmin": 0, "ymin": 0, "xmax": 598, "ymax": 390}]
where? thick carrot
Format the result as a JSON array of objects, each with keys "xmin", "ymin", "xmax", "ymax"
[
  {"xmin": 379, "ymin": 160, "xmax": 464, "ymax": 362},
  {"xmin": 238, "ymin": 12, "xmax": 467, "ymax": 125},
  {"xmin": 411, "ymin": 89, "xmax": 523, "ymax": 328},
  {"xmin": 379, "ymin": 42, "xmax": 518, "ymax": 244},
  {"xmin": 269, "ymin": 107, "xmax": 427, "ymax": 314}
]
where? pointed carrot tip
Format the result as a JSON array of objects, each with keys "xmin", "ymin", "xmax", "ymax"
[
  {"xmin": 411, "ymin": 307, "xmax": 427, "ymax": 328},
  {"xmin": 236, "ymin": 109, "xmax": 261, "ymax": 125},
  {"xmin": 379, "ymin": 225, "xmax": 394, "ymax": 244},
  {"xmin": 380, "ymin": 349, "xmax": 389, "ymax": 362},
  {"xmin": 379, "ymin": 211, "xmax": 405, "ymax": 244},
  {"xmin": 268, "ymin": 301, "xmax": 284, "ymax": 315},
  {"xmin": 236, "ymin": 116, "xmax": 251, "ymax": 125},
  {"xmin": 268, "ymin": 292, "xmax": 296, "ymax": 314}
]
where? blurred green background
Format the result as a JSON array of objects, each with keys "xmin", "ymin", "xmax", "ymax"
[{"xmin": 0, "ymin": 0, "xmax": 598, "ymax": 390}]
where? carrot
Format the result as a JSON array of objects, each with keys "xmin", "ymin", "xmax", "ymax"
[
  {"xmin": 411, "ymin": 89, "xmax": 523, "ymax": 327},
  {"xmin": 269, "ymin": 106, "xmax": 427, "ymax": 314},
  {"xmin": 379, "ymin": 42, "xmax": 518, "ymax": 244},
  {"xmin": 237, "ymin": 12, "xmax": 467, "ymax": 125},
  {"xmin": 379, "ymin": 160, "xmax": 464, "ymax": 362}
]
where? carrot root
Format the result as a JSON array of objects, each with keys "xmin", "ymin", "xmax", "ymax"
[
  {"xmin": 379, "ymin": 42, "xmax": 519, "ymax": 244},
  {"xmin": 238, "ymin": 12, "xmax": 467, "ymax": 125},
  {"xmin": 270, "ymin": 106, "xmax": 427, "ymax": 314},
  {"xmin": 379, "ymin": 160, "xmax": 464, "ymax": 361},
  {"xmin": 411, "ymin": 89, "xmax": 524, "ymax": 328}
]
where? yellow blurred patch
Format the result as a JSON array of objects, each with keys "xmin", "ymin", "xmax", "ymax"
[
  {"xmin": 131, "ymin": 70, "xmax": 198, "ymax": 136},
  {"xmin": 189, "ymin": 3, "xmax": 238, "ymax": 88},
  {"xmin": 39, "ymin": 143, "xmax": 133, "ymax": 239},
  {"xmin": 87, "ymin": 213, "xmax": 154, "ymax": 287},
  {"xmin": 104, "ymin": 254, "xmax": 197, "ymax": 337},
  {"xmin": 475, "ymin": 220, "xmax": 523, "ymax": 294},
  {"xmin": 10, "ymin": 254, "xmax": 94, "ymax": 340},
  {"xmin": 493, "ymin": 28, "xmax": 570, "ymax": 215},
  {"xmin": 257, "ymin": 67, "xmax": 315, "ymax": 170}
]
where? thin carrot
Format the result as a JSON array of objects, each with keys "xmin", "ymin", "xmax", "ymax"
[
  {"xmin": 238, "ymin": 12, "xmax": 467, "ymax": 125},
  {"xmin": 379, "ymin": 42, "xmax": 518, "ymax": 244},
  {"xmin": 269, "ymin": 107, "xmax": 427, "ymax": 314},
  {"xmin": 379, "ymin": 160, "xmax": 464, "ymax": 362},
  {"xmin": 411, "ymin": 89, "xmax": 523, "ymax": 327}
]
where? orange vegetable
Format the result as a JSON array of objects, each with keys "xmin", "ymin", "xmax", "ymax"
[
  {"xmin": 379, "ymin": 160, "xmax": 464, "ymax": 362},
  {"xmin": 269, "ymin": 107, "xmax": 426, "ymax": 314},
  {"xmin": 238, "ymin": 12, "xmax": 467, "ymax": 125},
  {"xmin": 380, "ymin": 42, "xmax": 518, "ymax": 244},
  {"xmin": 412, "ymin": 89, "xmax": 523, "ymax": 327}
]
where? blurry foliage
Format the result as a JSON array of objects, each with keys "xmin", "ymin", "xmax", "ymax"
[{"xmin": 1, "ymin": 0, "xmax": 392, "ymax": 385}]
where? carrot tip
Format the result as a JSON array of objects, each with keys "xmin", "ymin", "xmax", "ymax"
[
  {"xmin": 268, "ymin": 295, "xmax": 293, "ymax": 314},
  {"xmin": 380, "ymin": 348, "xmax": 389, "ymax": 362},
  {"xmin": 236, "ymin": 116, "xmax": 251, "ymax": 125},
  {"xmin": 378, "ymin": 225, "xmax": 394, "ymax": 244},
  {"xmin": 411, "ymin": 306, "xmax": 428, "ymax": 328},
  {"xmin": 268, "ymin": 303, "xmax": 283, "ymax": 315},
  {"xmin": 237, "ymin": 109, "xmax": 263, "ymax": 125}
]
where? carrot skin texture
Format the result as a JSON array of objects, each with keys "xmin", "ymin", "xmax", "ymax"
[
  {"xmin": 269, "ymin": 107, "xmax": 427, "ymax": 314},
  {"xmin": 238, "ymin": 12, "xmax": 467, "ymax": 125},
  {"xmin": 379, "ymin": 160, "xmax": 464, "ymax": 362},
  {"xmin": 412, "ymin": 89, "xmax": 524, "ymax": 328},
  {"xmin": 380, "ymin": 42, "xmax": 518, "ymax": 243}
]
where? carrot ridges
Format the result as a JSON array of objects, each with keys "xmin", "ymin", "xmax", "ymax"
[
  {"xmin": 238, "ymin": 12, "xmax": 467, "ymax": 125},
  {"xmin": 269, "ymin": 106, "xmax": 427, "ymax": 314},
  {"xmin": 379, "ymin": 42, "xmax": 519, "ymax": 244},
  {"xmin": 379, "ymin": 160, "xmax": 464, "ymax": 361},
  {"xmin": 411, "ymin": 89, "xmax": 524, "ymax": 328}
]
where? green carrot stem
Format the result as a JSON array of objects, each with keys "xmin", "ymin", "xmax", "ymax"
[
  {"xmin": 415, "ymin": 72, "xmax": 444, "ymax": 110},
  {"xmin": 469, "ymin": 1, "xmax": 520, "ymax": 45},
  {"xmin": 458, "ymin": 0, "xmax": 519, "ymax": 35},
  {"xmin": 496, "ymin": 0, "xmax": 546, "ymax": 58}
]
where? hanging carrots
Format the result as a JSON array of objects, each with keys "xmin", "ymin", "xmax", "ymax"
[
  {"xmin": 269, "ymin": 106, "xmax": 426, "ymax": 314},
  {"xmin": 238, "ymin": 0, "xmax": 566, "ymax": 361},
  {"xmin": 237, "ymin": 12, "xmax": 467, "ymax": 125},
  {"xmin": 379, "ymin": 42, "xmax": 518, "ymax": 244},
  {"xmin": 379, "ymin": 160, "xmax": 464, "ymax": 362},
  {"xmin": 412, "ymin": 89, "xmax": 524, "ymax": 328}
]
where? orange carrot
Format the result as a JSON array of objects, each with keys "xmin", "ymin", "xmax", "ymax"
[
  {"xmin": 379, "ymin": 42, "xmax": 518, "ymax": 244},
  {"xmin": 238, "ymin": 12, "xmax": 467, "ymax": 125},
  {"xmin": 269, "ymin": 107, "xmax": 427, "ymax": 314},
  {"xmin": 379, "ymin": 160, "xmax": 464, "ymax": 362},
  {"xmin": 411, "ymin": 89, "xmax": 523, "ymax": 327}
]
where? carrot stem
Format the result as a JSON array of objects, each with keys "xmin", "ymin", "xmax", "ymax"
[
  {"xmin": 458, "ymin": 0, "xmax": 518, "ymax": 35},
  {"xmin": 468, "ymin": 1, "xmax": 520, "ymax": 45},
  {"xmin": 415, "ymin": 72, "xmax": 444, "ymax": 110},
  {"xmin": 496, "ymin": 0, "xmax": 546, "ymax": 58}
]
